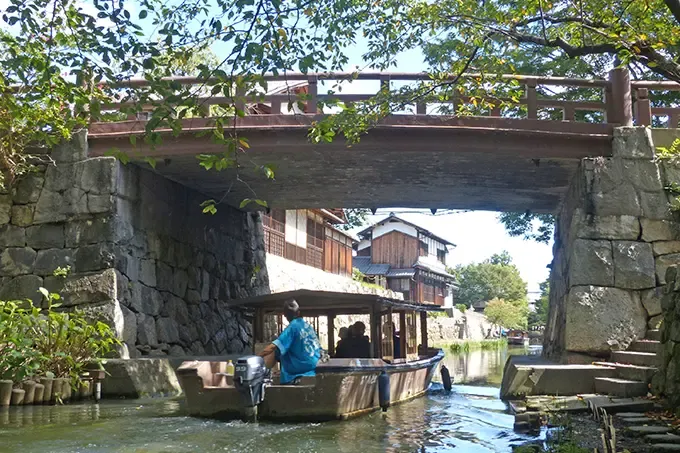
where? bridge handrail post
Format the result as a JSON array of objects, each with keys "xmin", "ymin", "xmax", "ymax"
[
  {"xmin": 379, "ymin": 74, "xmax": 391, "ymax": 116},
  {"xmin": 307, "ymin": 76, "xmax": 318, "ymax": 114},
  {"xmin": 633, "ymin": 88, "xmax": 652, "ymax": 126},
  {"xmin": 607, "ymin": 67, "xmax": 633, "ymax": 126},
  {"xmin": 526, "ymin": 79, "xmax": 538, "ymax": 119}
]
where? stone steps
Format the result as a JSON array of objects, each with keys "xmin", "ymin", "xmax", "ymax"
[
  {"xmin": 647, "ymin": 329, "xmax": 662, "ymax": 341},
  {"xmin": 594, "ymin": 377, "xmax": 649, "ymax": 398},
  {"xmin": 588, "ymin": 397, "xmax": 655, "ymax": 414},
  {"xmin": 593, "ymin": 361, "xmax": 659, "ymax": 382},
  {"xmin": 627, "ymin": 425, "xmax": 673, "ymax": 436},
  {"xmin": 652, "ymin": 444, "xmax": 680, "ymax": 452},
  {"xmin": 630, "ymin": 340, "xmax": 662, "ymax": 354},
  {"xmin": 647, "ymin": 434, "xmax": 680, "ymax": 445},
  {"xmin": 611, "ymin": 351, "xmax": 661, "ymax": 367}
]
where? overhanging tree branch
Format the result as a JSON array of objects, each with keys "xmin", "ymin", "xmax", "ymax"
[
  {"xmin": 489, "ymin": 26, "xmax": 680, "ymax": 83},
  {"xmin": 663, "ymin": 0, "xmax": 680, "ymax": 25}
]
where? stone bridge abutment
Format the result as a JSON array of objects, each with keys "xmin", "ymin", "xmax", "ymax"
[
  {"xmin": 545, "ymin": 127, "xmax": 680, "ymax": 362},
  {"xmin": 2, "ymin": 126, "xmax": 679, "ymax": 363},
  {"xmin": 0, "ymin": 131, "xmax": 269, "ymax": 358}
]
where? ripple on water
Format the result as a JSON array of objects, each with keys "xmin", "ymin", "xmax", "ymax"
[
  {"xmin": 0, "ymin": 391, "xmax": 541, "ymax": 453},
  {"xmin": 0, "ymin": 349, "xmax": 544, "ymax": 452}
]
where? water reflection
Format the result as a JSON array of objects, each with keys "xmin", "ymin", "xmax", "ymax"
[
  {"xmin": 0, "ymin": 346, "xmax": 544, "ymax": 453},
  {"xmin": 440, "ymin": 345, "xmax": 542, "ymax": 387}
]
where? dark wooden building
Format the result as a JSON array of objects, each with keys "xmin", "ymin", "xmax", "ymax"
[
  {"xmin": 262, "ymin": 209, "xmax": 354, "ymax": 276},
  {"xmin": 354, "ymin": 213, "xmax": 456, "ymax": 306}
]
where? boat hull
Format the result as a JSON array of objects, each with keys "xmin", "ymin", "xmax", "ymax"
[{"xmin": 177, "ymin": 350, "xmax": 444, "ymax": 421}]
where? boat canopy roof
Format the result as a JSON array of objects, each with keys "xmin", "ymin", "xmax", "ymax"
[{"xmin": 228, "ymin": 289, "xmax": 445, "ymax": 316}]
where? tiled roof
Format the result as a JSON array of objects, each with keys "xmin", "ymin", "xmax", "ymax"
[
  {"xmin": 353, "ymin": 256, "xmax": 391, "ymax": 276},
  {"xmin": 414, "ymin": 256, "xmax": 455, "ymax": 279},
  {"xmin": 386, "ymin": 268, "xmax": 416, "ymax": 278}
]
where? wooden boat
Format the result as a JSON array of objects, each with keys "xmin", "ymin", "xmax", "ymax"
[
  {"xmin": 506, "ymin": 329, "xmax": 529, "ymax": 346},
  {"xmin": 177, "ymin": 290, "xmax": 446, "ymax": 421}
]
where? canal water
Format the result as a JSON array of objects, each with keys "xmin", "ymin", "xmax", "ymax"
[{"xmin": 0, "ymin": 346, "xmax": 543, "ymax": 453}]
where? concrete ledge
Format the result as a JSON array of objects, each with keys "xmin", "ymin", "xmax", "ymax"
[
  {"xmin": 102, "ymin": 359, "xmax": 183, "ymax": 398},
  {"xmin": 102, "ymin": 355, "xmax": 245, "ymax": 398},
  {"xmin": 501, "ymin": 355, "xmax": 617, "ymax": 399}
]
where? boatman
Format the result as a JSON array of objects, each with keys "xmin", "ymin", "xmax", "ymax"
[{"xmin": 258, "ymin": 298, "xmax": 321, "ymax": 385}]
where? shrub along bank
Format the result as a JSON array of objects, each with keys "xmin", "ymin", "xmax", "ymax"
[{"xmin": 0, "ymin": 284, "xmax": 119, "ymax": 405}]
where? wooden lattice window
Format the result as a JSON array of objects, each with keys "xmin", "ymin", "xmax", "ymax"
[
  {"xmin": 423, "ymin": 283, "xmax": 435, "ymax": 303},
  {"xmin": 306, "ymin": 218, "xmax": 324, "ymax": 249},
  {"xmin": 306, "ymin": 246, "xmax": 323, "ymax": 269}
]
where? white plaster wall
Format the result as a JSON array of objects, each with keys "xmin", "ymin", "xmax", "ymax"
[
  {"xmin": 372, "ymin": 221, "xmax": 418, "ymax": 240},
  {"xmin": 357, "ymin": 239, "xmax": 371, "ymax": 251},
  {"xmin": 284, "ymin": 209, "xmax": 307, "ymax": 248},
  {"xmin": 444, "ymin": 291, "xmax": 454, "ymax": 308},
  {"xmin": 428, "ymin": 310, "xmax": 499, "ymax": 343},
  {"xmin": 416, "ymin": 254, "xmax": 448, "ymax": 273}
]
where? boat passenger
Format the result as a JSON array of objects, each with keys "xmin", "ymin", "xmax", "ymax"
[
  {"xmin": 335, "ymin": 327, "xmax": 351, "ymax": 358},
  {"xmin": 349, "ymin": 322, "xmax": 371, "ymax": 358},
  {"xmin": 257, "ymin": 298, "xmax": 321, "ymax": 384}
]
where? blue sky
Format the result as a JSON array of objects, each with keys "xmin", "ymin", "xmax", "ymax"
[{"xmin": 350, "ymin": 210, "xmax": 553, "ymax": 300}]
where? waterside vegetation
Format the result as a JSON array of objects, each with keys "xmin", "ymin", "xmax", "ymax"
[
  {"xmin": 0, "ymin": 283, "xmax": 119, "ymax": 399},
  {"xmin": 438, "ymin": 338, "xmax": 509, "ymax": 354}
]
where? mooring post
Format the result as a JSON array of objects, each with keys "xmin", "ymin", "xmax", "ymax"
[{"xmin": 608, "ymin": 67, "xmax": 633, "ymax": 126}]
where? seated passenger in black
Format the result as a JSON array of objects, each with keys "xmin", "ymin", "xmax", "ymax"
[
  {"xmin": 393, "ymin": 330, "xmax": 401, "ymax": 359},
  {"xmin": 349, "ymin": 322, "xmax": 371, "ymax": 358},
  {"xmin": 335, "ymin": 327, "xmax": 351, "ymax": 358}
]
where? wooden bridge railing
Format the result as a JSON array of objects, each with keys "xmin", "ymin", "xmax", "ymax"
[
  {"xmin": 100, "ymin": 68, "xmax": 680, "ymax": 129},
  {"xmin": 632, "ymin": 80, "xmax": 680, "ymax": 128}
]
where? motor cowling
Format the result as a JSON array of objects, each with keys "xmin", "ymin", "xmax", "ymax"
[{"xmin": 234, "ymin": 356, "xmax": 268, "ymax": 410}]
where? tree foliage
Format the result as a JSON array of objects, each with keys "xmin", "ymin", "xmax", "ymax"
[
  {"xmin": 498, "ymin": 212, "xmax": 555, "ymax": 244},
  {"xmin": 5, "ymin": 0, "xmax": 680, "ymax": 212},
  {"xmin": 339, "ymin": 208, "xmax": 371, "ymax": 231},
  {"xmin": 450, "ymin": 251, "xmax": 528, "ymax": 309},
  {"xmin": 407, "ymin": 0, "xmax": 680, "ymax": 82},
  {"xmin": 0, "ymin": 0, "xmax": 396, "ymax": 203},
  {"xmin": 484, "ymin": 298, "xmax": 527, "ymax": 329},
  {"xmin": 528, "ymin": 279, "xmax": 550, "ymax": 329}
]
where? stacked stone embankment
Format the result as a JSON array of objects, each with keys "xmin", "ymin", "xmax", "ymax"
[
  {"xmin": 0, "ymin": 132, "xmax": 269, "ymax": 358},
  {"xmin": 652, "ymin": 265, "xmax": 680, "ymax": 411},
  {"xmin": 546, "ymin": 127, "xmax": 678, "ymax": 362}
]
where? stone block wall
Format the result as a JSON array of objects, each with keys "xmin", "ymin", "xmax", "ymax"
[
  {"xmin": 545, "ymin": 127, "xmax": 676, "ymax": 361},
  {"xmin": 0, "ymin": 132, "xmax": 269, "ymax": 358},
  {"xmin": 652, "ymin": 265, "xmax": 680, "ymax": 411}
]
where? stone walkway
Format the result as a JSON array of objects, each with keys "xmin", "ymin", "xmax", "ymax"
[{"xmin": 611, "ymin": 411, "xmax": 680, "ymax": 452}]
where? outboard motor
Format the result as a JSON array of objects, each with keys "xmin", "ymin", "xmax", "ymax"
[{"xmin": 234, "ymin": 356, "xmax": 269, "ymax": 420}]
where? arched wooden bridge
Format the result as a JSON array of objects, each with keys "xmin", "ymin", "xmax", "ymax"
[{"xmin": 88, "ymin": 68, "xmax": 680, "ymax": 213}]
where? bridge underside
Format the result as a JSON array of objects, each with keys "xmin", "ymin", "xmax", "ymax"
[{"xmin": 89, "ymin": 115, "xmax": 613, "ymax": 213}]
